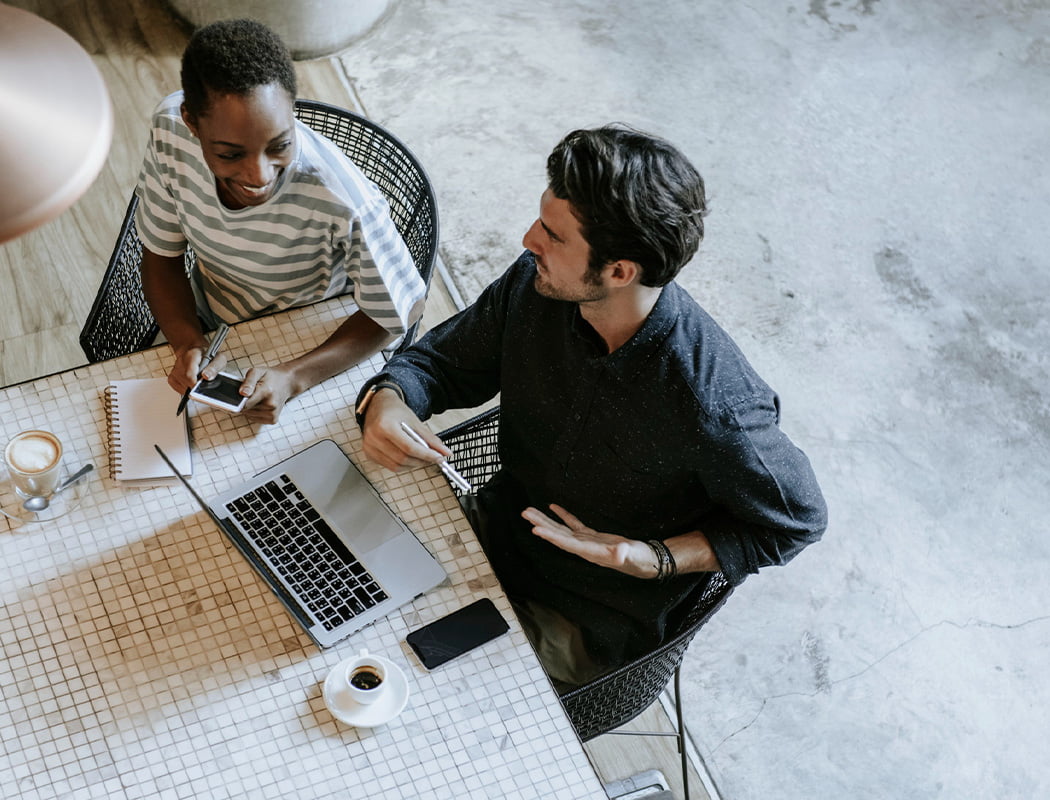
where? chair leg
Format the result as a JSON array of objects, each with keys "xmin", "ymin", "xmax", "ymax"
[
  {"xmin": 674, "ymin": 667, "xmax": 689, "ymax": 800},
  {"xmin": 598, "ymin": 668, "xmax": 695, "ymax": 798}
]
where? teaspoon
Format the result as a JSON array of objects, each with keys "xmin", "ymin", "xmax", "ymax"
[{"xmin": 22, "ymin": 464, "xmax": 94, "ymax": 513}]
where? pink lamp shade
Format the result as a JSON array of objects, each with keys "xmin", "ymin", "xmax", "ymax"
[{"xmin": 0, "ymin": 6, "xmax": 113, "ymax": 243}]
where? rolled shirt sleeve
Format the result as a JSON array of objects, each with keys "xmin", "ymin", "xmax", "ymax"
[{"xmin": 696, "ymin": 393, "xmax": 828, "ymax": 586}]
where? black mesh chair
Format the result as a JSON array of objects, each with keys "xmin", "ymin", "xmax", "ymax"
[
  {"xmin": 438, "ymin": 406, "xmax": 734, "ymax": 800},
  {"xmin": 78, "ymin": 100, "xmax": 438, "ymax": 363}
]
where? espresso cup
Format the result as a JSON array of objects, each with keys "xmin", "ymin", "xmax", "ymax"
[
  {"xmin": 4, "ymin": 429, "xmax": 63, "ymax": 498},
  {"xmin": 345, "ymin": 650, "xmax": 387, "ymax": 705}
]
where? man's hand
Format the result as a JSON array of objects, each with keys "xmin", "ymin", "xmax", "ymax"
[
  {"xmin": 360, "ymin": 388, "xmax": 451, "ymax": 471},
  {"xmin": 168, "ymin": 344, "xmax": 230, "ymax": 395},
  {"xmin": 522, "ymin": 504, "xmax": 722, "ymax": 577},
  {"xmin": 521, "ymin": 504, "xmax": 659, "ymax": 578}
]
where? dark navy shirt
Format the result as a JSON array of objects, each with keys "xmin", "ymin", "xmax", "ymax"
[{"xmin": 366, "ymin": 251, "xmax": 827, "ymax": 665}]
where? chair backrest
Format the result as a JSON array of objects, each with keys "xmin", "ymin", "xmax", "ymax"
[
  {"xmin": 293, "ymin": 101, "xmax": 438, "ymax": 350},
  {"xmin": 78, "ymin": 100, "xmax": 439, "ymax": 363},
  {"xmin": 438, "ymin": 406, "xmax": 734, "ymax": 741},
  {"xmin": 559, "ymin": 571, "xmax": 733, "ymax": 741},
  {"xmin": 437, "ymin": 407, "xmax": 502, "ymax": 493}
]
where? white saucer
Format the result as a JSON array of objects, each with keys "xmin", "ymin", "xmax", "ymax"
[
  {"xmin": 322, "ymin": 654, "xmax": 410, "ymax": 728},
  {"xmin": 0, "ymin": 460, "xmax": 90, "ymax": 525}
]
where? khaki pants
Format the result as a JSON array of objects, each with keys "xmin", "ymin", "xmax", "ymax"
[{"xmin": 460, "ymin": 494, "xmax": 610, "ymax": 692}]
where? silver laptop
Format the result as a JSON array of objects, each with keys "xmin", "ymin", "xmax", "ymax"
[{"xmin": 156, "ymin": 439, "xmax": 447, "ymax": 648}]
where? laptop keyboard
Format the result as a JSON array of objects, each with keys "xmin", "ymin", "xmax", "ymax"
[{"xmin": 225, "ymin": 474, "xmax": 389, "ymax": 631}]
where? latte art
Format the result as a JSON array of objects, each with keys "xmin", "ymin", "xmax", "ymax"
[
  {"xmin": 4, "ymin": 429, "xmax": 64, "ymax": 499},
  {"xmin": 6, "ymin": 432, "xmax": 61, "ymax": 473}
]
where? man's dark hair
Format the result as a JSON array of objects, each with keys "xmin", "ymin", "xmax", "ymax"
[
  {"xmin": 546, "ymin": 124, "xmax": 708, "ymax": 287},
  {"xmin": 180, "ymin": 19, "xmax": 297, "ymax": 120}
]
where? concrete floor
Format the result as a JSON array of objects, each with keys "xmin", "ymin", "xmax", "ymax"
[{"xmin": 335, "ymin": 1, "xmax": 1050, "ymax": 797}]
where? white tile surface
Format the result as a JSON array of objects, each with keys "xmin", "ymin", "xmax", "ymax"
[{"xmin": 0, "ymin": 298, "xmax": 604, "ymax": 800}]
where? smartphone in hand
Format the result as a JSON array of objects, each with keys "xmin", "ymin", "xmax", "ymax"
[{"xmin": 188, "ymin": 372, "xmax": 247, "ymax": 413}]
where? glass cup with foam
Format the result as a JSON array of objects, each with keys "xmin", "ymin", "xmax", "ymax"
[{"xmin": 4, "ymin": 429, "xmax": 63, "ymax": 498}]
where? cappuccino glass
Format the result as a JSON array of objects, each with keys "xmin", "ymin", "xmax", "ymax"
[{"xmin": 4, "ymin": 429, "xmax": 63, "ymax": 498}]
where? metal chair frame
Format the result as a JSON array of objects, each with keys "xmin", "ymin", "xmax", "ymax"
[
  {"xmin": 437, "ymin": 406, "xmax": 734, "ymax": 800},
  {"xmin": 79, "ymin": 99, "xmax": 438, "ymax": 362}
]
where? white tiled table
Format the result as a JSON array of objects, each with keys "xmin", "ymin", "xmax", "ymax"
[{"xmin": 0, "ymin": 298, "xmax": 605, "ymax": 800}]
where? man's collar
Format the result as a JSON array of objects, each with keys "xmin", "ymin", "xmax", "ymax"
[{"xmin": 574, "ymin": 283, "xmax": 681, "ymax": 375}]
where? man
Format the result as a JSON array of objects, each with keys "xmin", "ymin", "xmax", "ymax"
[
  {"xmin": 357, "ymin": 125, "xmax": 827, "ymax": 688},
  {"xmin": 136, "ymin": 19, "xmax": 424, "ymax": 424}
]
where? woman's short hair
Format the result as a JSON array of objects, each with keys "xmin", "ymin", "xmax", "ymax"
[
  {"xmin": 181, "ymin": 18, "xmax": 297, "ymax": 120},
  {"xmin": 546, "ymin": 125, "xmax": 708, "ymax": 287}
]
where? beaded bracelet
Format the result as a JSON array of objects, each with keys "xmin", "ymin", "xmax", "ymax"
[
  {"xmin": 657, "ymin": 539, "xmax": 678, "ymax": 581},
  {"xmin": 647, "ymin": 539, "xmax": 678, "ymax": 582}
]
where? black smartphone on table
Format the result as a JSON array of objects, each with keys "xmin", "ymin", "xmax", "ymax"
[{"xmin": 406, "ymin": 598, "xmax": 510, "ymax": 670}]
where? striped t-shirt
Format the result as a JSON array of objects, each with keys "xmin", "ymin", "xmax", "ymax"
[{"xmin": 135, "ymin": 92, "xmax": 425, "ymax": 336}]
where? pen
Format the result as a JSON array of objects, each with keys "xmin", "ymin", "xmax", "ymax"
[
  {"xmin": 399, "ymin": 421, "xmax": 473, "ymax": 493},
  {"xmin": 176, "ymin": 323, "xmax": 231, "ymax": 416}
]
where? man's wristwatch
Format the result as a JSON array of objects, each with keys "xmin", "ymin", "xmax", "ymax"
[{"xmin": 354, "ymin": 380, "xmax": 405, "ymax": 427}]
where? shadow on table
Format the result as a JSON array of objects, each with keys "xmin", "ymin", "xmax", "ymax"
[{"xmin": 4, "ymin": 512, "xmax": 315, "ymax": 751}]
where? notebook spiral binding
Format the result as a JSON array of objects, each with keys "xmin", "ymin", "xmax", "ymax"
[{"xmin": 103, "ymin": 385, "xmax": 122, "ymax": 478}]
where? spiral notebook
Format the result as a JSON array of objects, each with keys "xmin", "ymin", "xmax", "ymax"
[{"xmin": 103, "ymin": 378, "xmax": 192, "ymax": 485}]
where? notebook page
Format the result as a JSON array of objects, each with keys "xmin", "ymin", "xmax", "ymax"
[{"xmin": 105, "ymin": 378, "xmax": 191, "ymax": 483}]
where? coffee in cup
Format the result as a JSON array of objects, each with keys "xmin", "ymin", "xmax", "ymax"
[
  {"xmin": 345, "ymin": 650, "xmax": 386, "ymax": 705},
  {"xmin": 4, "ymin": 429, "xmax": 63, "ymax": 498},
  {"xmin": 350, "ymin": 666, "xmax": 383, "ymax": 690}
]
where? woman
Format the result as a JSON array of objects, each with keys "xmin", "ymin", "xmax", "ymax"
[{"xmin": 136, "ymin": 19, "xmax": 425, "ymax": 424}]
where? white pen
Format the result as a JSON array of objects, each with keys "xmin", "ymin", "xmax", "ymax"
[
  {"xmin": 399, "ymin": 421, "xmax": 473, "ymax": 493},
  {"xmin": 176, "ymin": 322, "xmax": 230, "ymax": 416}
]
